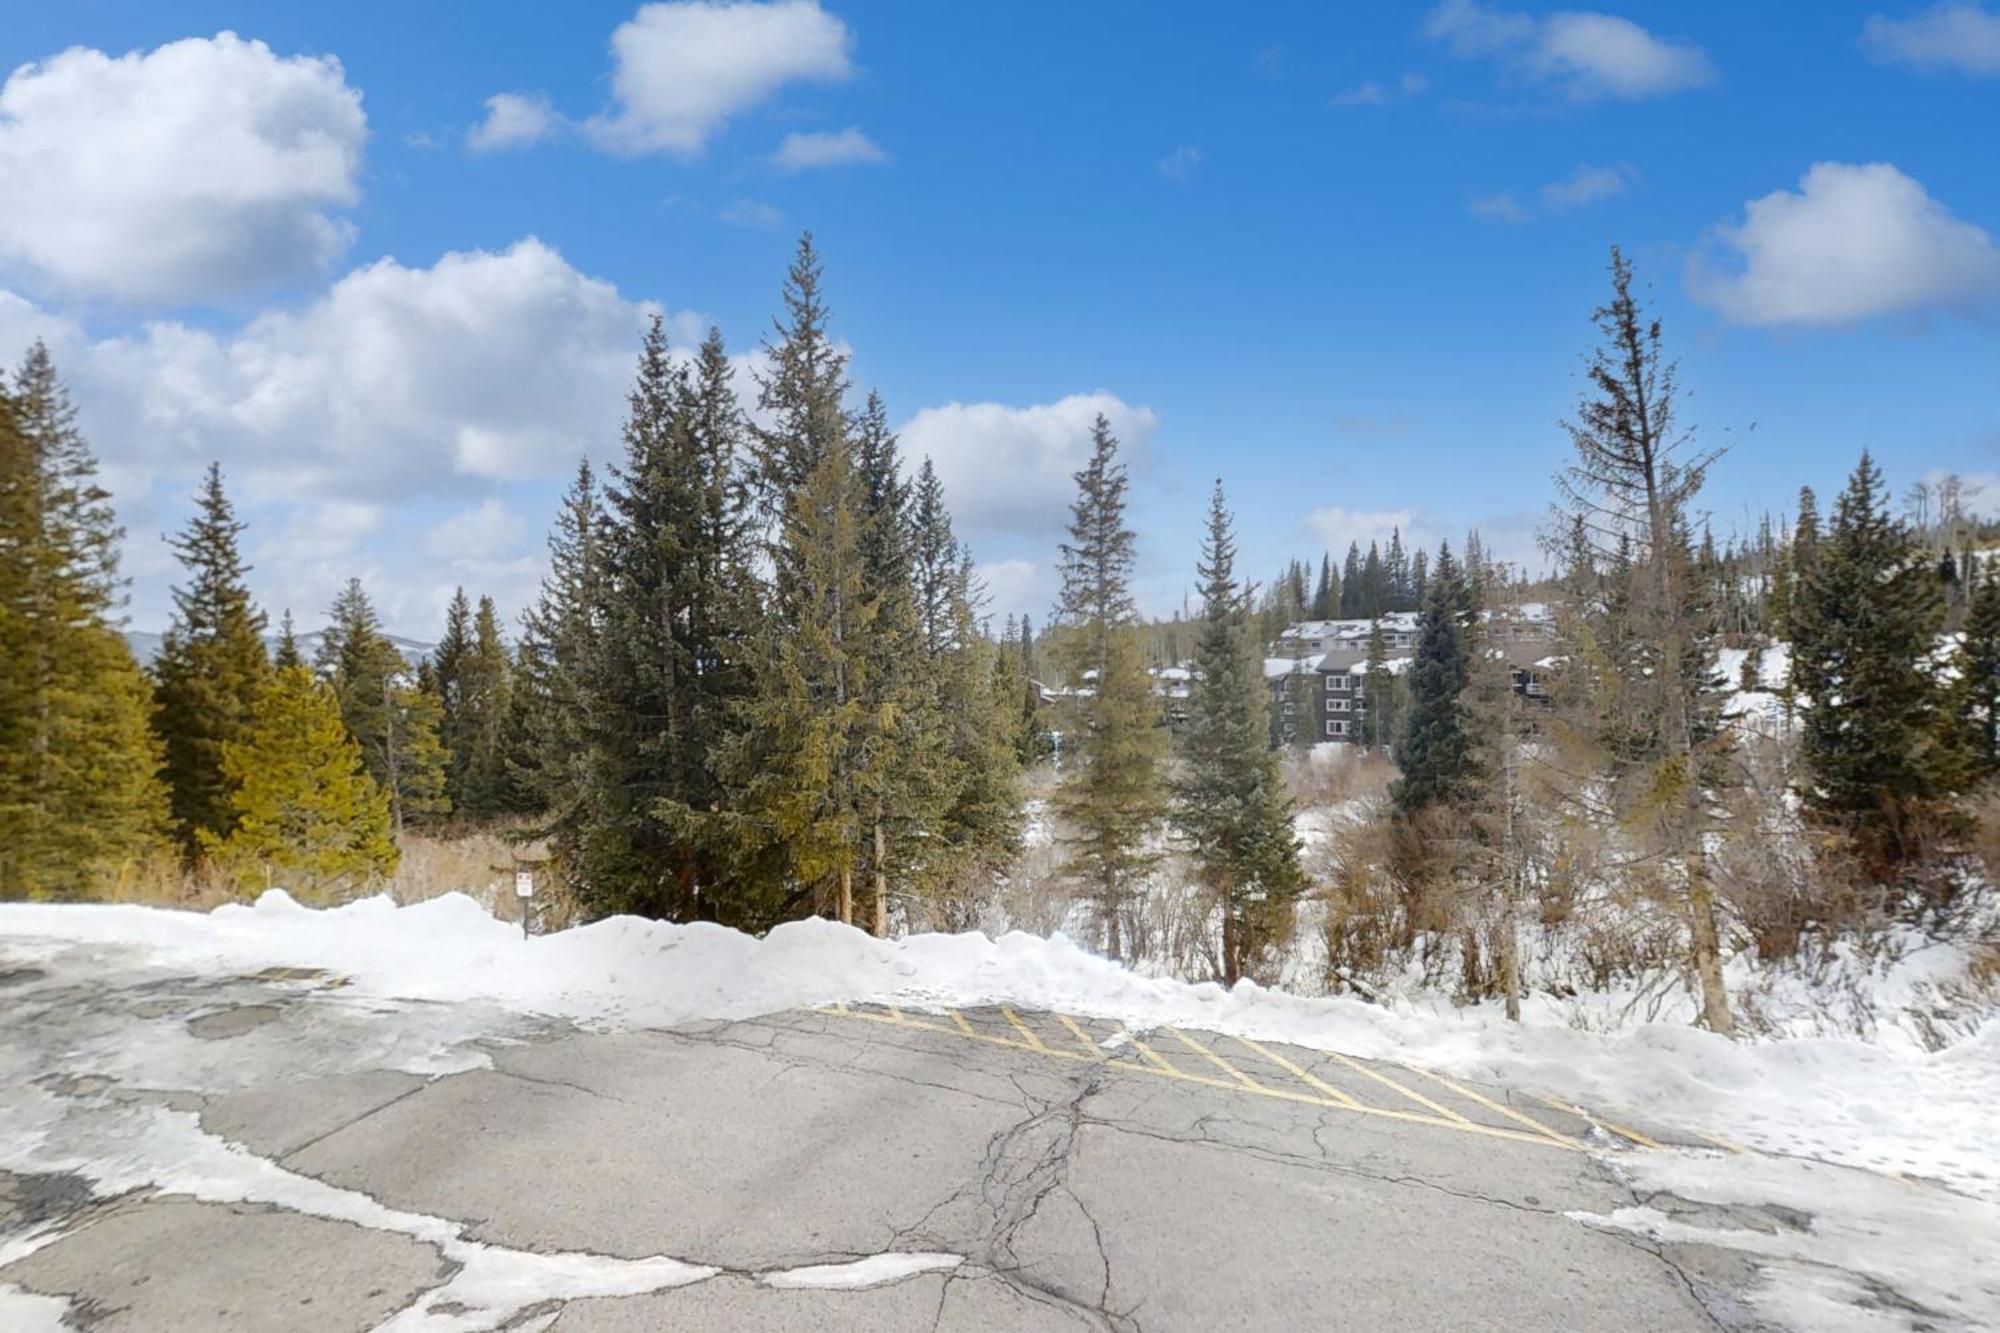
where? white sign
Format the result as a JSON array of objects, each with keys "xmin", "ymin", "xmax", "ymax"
[{"xmin": 514, "ymin": 871, "xmax": 534, "ymax": 899}]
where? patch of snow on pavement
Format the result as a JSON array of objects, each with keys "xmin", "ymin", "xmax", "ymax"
[
  {"xmin": 759, "ymin": 1252, "xmax": 964, "ymax": 1289},
  {"xmin": 0, "ymin": 1283, "xmax": 70, "ymax": 1332},
  {"xmin": 1577, "ymin": 1150, "xmax": 2000, "ymax": 1332}
]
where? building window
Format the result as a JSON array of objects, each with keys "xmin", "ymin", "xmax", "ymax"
[
  {"xmin": 1326, "ymin": 674, "xmax": 1350, "ymax": 692},
  {"xmin": 1326, "ymin": 698, "xmax": 1350, "ymax": 712},
  {"xmin": 1326, "ymin": 719, "xmax": 1348, "ymax": 737}
]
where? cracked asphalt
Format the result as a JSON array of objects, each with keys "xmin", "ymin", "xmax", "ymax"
[{"xmin": 0, "ymin": 939, "xmax": 1769, "ymax": 1331}]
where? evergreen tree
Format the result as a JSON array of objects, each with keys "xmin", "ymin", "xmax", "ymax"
[
  {"xmin": 1362, "ymin": 618, "xmax": 1394, "ymax": 750},
  {"xmin": 1361, "ymin": 542, "xmax": 1386, "ymax": 619},
  {"xmin": 203, "ymin": 663, "xmax": 396, "ymax": 899},
  {"xmin": 1793, "ymin": 452, "xmax": 1952, "ymax": 871},
  {"xmin": 318, "ymin": 578, "xmax": 447, "ymax": 833},
  {"xmin": 152, "ymin": 462, "xmax": 270, "ymax": 855},
  {"xmin": 518, "ymin": 462, "xmax": 605, "ymax": 874},
  {"xmin": 1386, "ymin": 528, "xmax": 1411, "ymax": 611},
  {"xmin": 455, "ymin": 595, "xmax": 513, "ymax": 816},
  {"xmin": 1954, "ymin": 566, "xmax": 2000, "ymax": 785},
  {"xmin": 1311, "ymin": 553, "xmax": 1335, "ymax": 619},
  {"xmin": 1554, "ymin": 247, "xmax": 1733, "ymax": 1032},
  {"xmin": 272, "ymin": 609, "xmax": 303, "ymax": 670},
  {"xmin": 1338, "ymin": 543, "xmax": 1363, "ymax": 617},
  {"xmin": 1392, "ymin": 546, "xmax": 1477, "ymax": 813},
  {"xmin": 0, "ymin": 344, "xmax": 166, "ymax": 899},
  {"xmin": 1173, "ymin": 483, "xmax": 1305, "ymax": 984},
  {"xmin": 1051, "ymin": 415, "xmax": 1165, "ymax": 962},
  {"xmin": 750, "ymin": 233, "xmax": 849, "ymax": 527}
]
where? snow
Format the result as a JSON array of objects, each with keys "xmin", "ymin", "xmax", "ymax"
[
  {"xmin": 758, "ymin": 1252, "xmax": 963, "ymax": 1290},
  {"xmin": 3, "ymin": 890, "xmax": 1996, "ymax": 1329},
  {"xmin": 0, "ymin": 1284, "xmax": 69, "ymax": 1332}
]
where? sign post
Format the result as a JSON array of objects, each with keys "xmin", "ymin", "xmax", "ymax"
[{"xmin": 514, "ymin": 869, "xmax": 534, "ymax": 941}]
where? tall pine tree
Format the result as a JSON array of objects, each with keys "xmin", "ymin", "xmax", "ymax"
[
  {"xmin": 153, "ymin": 462, "xmax": 270, "ymax": 856},
  {"xmin": 1173, "ymin": 483, "xmax": 1305, "ymax": 984}
]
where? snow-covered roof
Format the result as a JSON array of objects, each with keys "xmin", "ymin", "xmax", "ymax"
[{"xmin": 1278, "ymin": 614, "xmax": 1421, "ymax": 644}]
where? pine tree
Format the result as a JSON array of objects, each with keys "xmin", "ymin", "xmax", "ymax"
[
  {"xmin": 203, "ymin": 663, "xmax": 396, "ymax": 899},
  {"xmin": 1793, "ymin": 452, "xmax": 1952, "ymax": 871},
  {"xmin": 1386, "ymin": 528, "xmax": 1411, "ymax": 612},
  {"xmin": 1173, "ymin": 483, "xmax": 1305, "ymax": 984},
  {"xmin": 0, "ymin": 344, "xmax": 167, "ymax": 900},
  {"xmin": 153, "ymin": 462, "xmax": 270, "ymax": 855},
  {"xmin": 1362, "ymin": 618, "xmax": 1394, "ymax": 750},
  {"xmin": 1554, "ymin": 247, "xmax": 1734, "ymax": 1032},
  {"xmin": 318, "ymin": 578, "xmax": 448, "ymax": 833},
  {"xmin": 1052, "ymin": 415, "xmax": 1165, "ymax": 962},
  {"xmin": 432, "ymin": 587, "xmax": 474, "ymax": 797},
  {"xmin": 750, "ymin": 234, "xmax": 849, "ymax": 528},
  {"xmin": 1339, "ymin": 543, "xmax": 1363, "ymax": 617},
  {"xmin": 519, "ymin": 462, "xmax": 605, "ymax": 872},
  {"xmin": 272, "ymin": 609, "xmax": 303, "ymax": 670},
  {"xmin": 456, "ymin": 595, "xmax": 513, "ymax": 816},
  {"xmin": 1954, "ymin": 566, "xmax": 2000, "ymax": 786},
  {"xmin": 1311, "ymin": 553, "xmax": 1335, "ymax": 619},
  {"xmin": 1361, "ymin": 541, "xmax": 1386, "ymax": 619},
  {"xmin": 1393, "ymin": 546, "xmax": 1476, "ymax": 813}
]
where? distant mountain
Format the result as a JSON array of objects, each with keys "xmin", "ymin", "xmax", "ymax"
[{"xmin": 124, "ymin": 629, "xmax": 434, "ymax": 669}]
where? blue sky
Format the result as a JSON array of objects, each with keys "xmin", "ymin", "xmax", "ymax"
[{"xmin": 2, "ymin": 2, "xmax": 1998, "ymax": 636}]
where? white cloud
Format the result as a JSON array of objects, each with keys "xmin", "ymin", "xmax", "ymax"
[
  {"xmin": 1687, "ymin": 161, "xmax": 2000, "ymax": 326},
  {"xmin": 583, "ymin": 0, "xmax": 854, "ymax": 157},
  {"xmin": 899, "ymin": 392, "xmax": 1159, "ymax": 543},
  {"xmin": 468, "ymin": 92, "xmax": 562, "ymax": 152},
  {"xmin": 1158, "ymin": 145, "xmax": 1202, "ymax": 184},
  {"xmin": 1, "ymin": 239, "xmax": 664, "ymax": 507},
  {"xmin": 1470, "ymin": 191, "xmax": 1528, "ymax": 222},
  {"xmin": 0, "ymin": 33, "xmax": 366, "ymax": 306},
  {"xmin": 973, "ymin": 559, "xmax": 1043, "ymax": 627},
  {"xmin": 1864, "ymin": 3, "xmax": 2000, "ymax": 76},
  {"xmin": 1306, "ymin": 506, "xmax": 1428, "ymax": 557},
  {"xmin": 1541, "ymin": 162, "xmax": 1634, "ymax": 209},
  {"xmin": 772, "ymin": 125, "xmax": 886, "ymax": 170},
  {"xmin": 1425, "ymin": 1, "xmax": 1715, "ymax": 100},
  {"xmin": 719, "ymin": 198, "xmax": 787, "ymax": 229},
  {"xmin": 1332, "ymin": 72, "xmax": 1430, "ymax": 105}
]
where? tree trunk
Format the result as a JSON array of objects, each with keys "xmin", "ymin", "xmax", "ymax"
[
  {"xmin": 1219, "ymin": 871, "xmax": 1238, "ymax": 986},
  {"xmin": 838, "ymin": 863, "xmax": 853, "ymax": 926},
  {"xmin": 872, "ymin": 816, "xmax": 888, "ymax": 937},
  {"xmin": 1105, "ymin": 869, "xmax": 1122, "ymax": 964},
  {"xmin": 1687, "ymin": 861, "xmax": 1734, "ymax": 1034}
]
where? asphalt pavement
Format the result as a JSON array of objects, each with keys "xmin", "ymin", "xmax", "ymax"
[{"xmin": 0, "ymin": 936, "xmax": 1774, "ymax": 1331}]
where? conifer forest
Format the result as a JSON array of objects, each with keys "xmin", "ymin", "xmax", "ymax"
[{"xmin": 6, "ymin": 236, "xmax": 1999, "ymax": 1035}]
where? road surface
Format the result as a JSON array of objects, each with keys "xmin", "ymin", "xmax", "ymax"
[{"xmin": 0, "ymin": 934, "xmax": 1773, "ymax": 1331}]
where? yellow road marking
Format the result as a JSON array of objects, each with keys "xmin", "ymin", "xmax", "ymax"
[
  {"xmin": 1126, "ymin": 1033, "xmax": 1182, "ymax": 1075},
  {"xmin": 1398, "ymin": 1067, "xmax": 1576, "ymax": 1147},
  {"xmin": 950, "ymin": 1009, "xmax": 977, "ymax": 1038},
  {"xmin": 1057, "ymin": 1012, "xmax": 1105, "ymax": 1058},
  {"xmin": 1169, "ymin": 1028, "xmax": 1266, "ymax": 1091},
  {"xmin": 810, "ymin": 1007, "xmax": 1592, "ymax": 1151},
  {"xmin": 1001, "ymin": 1006, "xmax": 1052, "ymax": 1053},
  {"xmin": 1231, "ymin": 1035, "xmax": 1365, "ymax": 1110},
  {"xmin": 888, "ymin": 1005, "xmax": 906, "ymax": 1022},
  {"xmin": 1692, "ymin": 1130, "xmax": 1748, "ymax": 1155},
  {"xmin": 1535, "ymin": 1095, "xmax": 1659, "ymax": 1150},
  {"xmin": 1320, "ymin": 1051, "xmax": 1473, "ymax": 1124}
]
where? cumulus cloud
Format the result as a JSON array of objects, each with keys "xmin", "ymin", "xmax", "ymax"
[
  {"xmin": 1863, "ymin": 3, "xmax": 2000, "ymax": 76},
  {"xmin": 1424, "ymin": 0, "xmax": 1715, "ymax": 100},
  {"xmin": 1306, "ymin": 506, "xmax": 1429, "ymax": 557},
  {"xmin": 583, "ymin": 0, "xmax": 854, "ymax": 156},
  {"xmin": 899, "ymin": 393, "xmax": 1159, "ymax": 542},
  {"xmin": 0, "ymin": 32, "xmax": 366, "ymax": 305},
  {"xmin": 772, "ymin": 126, "xmax": 886, "ymax": 170},
  {"xmin": 973, "ymin": 559, "xmax": 1043, "ymax": 627},
  {"xmin": 1541, "ymin": 162, "xmax": 1634, "ymax": 209},
  {"xmin": 468, "ymin": 92, "xmax": 562, "ymax": 152},
  {"xmin": 2, "ymin": 239, "xmax": 663, "ymax": 505},
  {"xmin": 1687, "ymin": 161, "xmax": 2000, "ymax": 326}
]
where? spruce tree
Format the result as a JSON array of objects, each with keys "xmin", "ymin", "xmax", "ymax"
[
  {"xmin": 203, "ymin": 663, "xmax": 396, "ymax": 899},
  {"xmin": 1393, "ymin": 546, "xmax": 1476, "ymax": 813},
  {"xmin": 456, "ymin": 595, "xmax": 513, "ymax": 816},
  {"xmin": 1173, "ymin": 483, "xmax": 1305, "ymax": 984},
  {"xmin": 1339, "ymin": 543, "xmax": 1363, "ymax": 617},
  {"xmin": 432, "ymin": 587, "xmax": 474, "ymax": 798},
  {"xmin": 519, "ymin": 462, "xmax": 605, "ymax": 875},
  {"xmin": 1051, "ymin": 415, "xmax": 1165, "ymax": 962},
  {"xmin": 750, "ymin": 233, "xmax": 848, "ymax": 527},
  {"xmin": 1954, "ymin": 566, "xmax": 2000, "ymax": 786},
  {"xmin": 1793, "ymin": 452, "xmax": 1952, "ymax": 870},
  {"xmin": 1311, "ymin": 553, "xmax": 1335, "ymax": 619},
  {"xmin": 272, "ymin": 609, "xmax": 303, "ymax": 670},
  {"xmin": 318, "ymin": 578, "xmax": 448, "ymax": 833},
  {"xmin": 153, "ymin": 462, "xmax": 270, "ymax": 855},
  {"xmin": 0, "ymin": 344, "xmax": 167, "ymax": 899}
]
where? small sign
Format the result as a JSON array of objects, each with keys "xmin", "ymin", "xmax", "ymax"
[{"xmin": 514, "ymin": 871, "xmax": 534, "ymax": 899}]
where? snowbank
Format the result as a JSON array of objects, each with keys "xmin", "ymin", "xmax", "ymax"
[{"xmin": 3, "ymin": 891, "xmax": 1994, "ymax": 1206}]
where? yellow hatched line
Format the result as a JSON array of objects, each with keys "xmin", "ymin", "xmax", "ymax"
[
  {"xmin": 1321, "ymin": 1051, "xmax": 1473, "ymax": 1124},
  {"xmin": 1056, "ymin": 1012, "xmax": 1105, "ymax": 1058},
  {"xmin": 1232, "ymin": 1035, "xmax": 1365, "ymax": 1110},
  {"xmin": 1691, "ymin": 1129, "xmax": 1748, "ymax": 1155},
  {"xmin": 1168, "ymin": 1028, "xmax": 1265, "ymax": 1091},
  {"xmin": 1535, "ymin": 1095, "xmax": 1659, "ymax": 1150},
  {"xmin": 808, "ymin": 1007, "xmax": 1580, "ymax": 1151},
  {"xmin": 1399, "ymin": 1066, "xmax": 1576, "ymax": 1147},
  {"xmin": 1001, "ymin": 1006, "xmax": 1052, "ymax": 1053},
  {"xmin": 1124, "ymin": 1032, "xmax": 1182, "ymax": 1075},
  {"xmin": 950, "ymin": 1009, "xmax": 977, "ymax": 1038}
]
